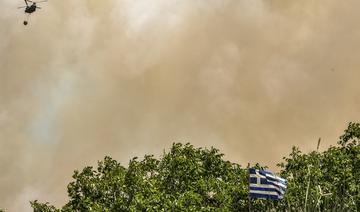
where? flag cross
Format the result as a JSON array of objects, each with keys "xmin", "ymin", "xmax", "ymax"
[{"xmin": 249, "ymin": 168, "xmax": 287, "ymax": 200}]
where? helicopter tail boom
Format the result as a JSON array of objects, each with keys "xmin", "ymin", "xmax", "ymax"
[{"xmin": 27, "ymin": 0, "xmax": 48, "ymax": 3}]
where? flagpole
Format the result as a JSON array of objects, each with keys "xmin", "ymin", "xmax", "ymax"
[
  {"xmin": 248, "ymin": 196, "xmax": 252, "ymax": 212},
  {"xmin": 304, "ymin": 165, "xmax": 311, "ymax": 212},
  {"xmin": 248, "ymin": 163, "xmax": 252, "ymax": 212}
]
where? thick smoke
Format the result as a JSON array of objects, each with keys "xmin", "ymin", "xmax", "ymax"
[{"xmin": 1, "ymin": 0, "xmax": 360, "ymax": 210}]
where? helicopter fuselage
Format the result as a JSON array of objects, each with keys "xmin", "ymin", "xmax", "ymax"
[{"xmin": 25, "ymin": 4, "xmax": 36, "ymax": 13}]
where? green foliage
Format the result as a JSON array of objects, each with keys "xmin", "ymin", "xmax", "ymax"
[
  {"xmin": 32, "ymin": 143, "xmax": 256, "ymax": 211},
  {"xmin": 278, "ymin": 122, "xmax": 360, "ymax": 211},
  {"xmin": 31, "ymin": 123, "xmax": 360, "ymax": 211},
  {"xmin": 339, "ymin": 122, "xmax": 360, "ymax": 146},
  {"xmin": 30, "ymin": 200, "xmax": 59, "ymax": 212}
]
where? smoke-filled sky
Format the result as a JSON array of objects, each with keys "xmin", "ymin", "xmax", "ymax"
[{"xmin": 1, "ymin": 0, "xmax": 360, "ymax": 210}]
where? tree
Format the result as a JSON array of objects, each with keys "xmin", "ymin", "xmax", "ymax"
[
  {"xmin": 31, "ymin": 201, "xmax": 59, "ymax": 212},
  {"xmin": 278, "ymin": 122, "xmax": 360, "ymax": 211},
  {"xmin": 30, "ymin": 123, "xmax": 360, "ymax": 211},
  {"xmin": 32, "ymin": 143, "xmax": 260, "ymax": 211}
]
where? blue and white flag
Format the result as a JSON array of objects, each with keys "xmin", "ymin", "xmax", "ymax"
[{"xmin": 249, "ymin": 168, "xmax": 287, "ymax": 200}]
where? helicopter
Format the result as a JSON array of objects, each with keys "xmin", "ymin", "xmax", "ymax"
[{"xmin": 18, "ymin": 0, "xmax": 47, "ymax": 25}]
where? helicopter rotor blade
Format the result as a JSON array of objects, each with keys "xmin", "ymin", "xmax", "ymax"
[
  {"xmin": 18, "ymin": 6, "xmax": 27, "ymax": 9},
  {"xmin": 36, "ymin": 6, "xmax": 41, "ymax": 9},
  {"xmin": 24, "ymin": 0, "xmax": 28, "ymax": 6},
  {"xmin": 31, "ymin": 0, "xmax": 48, "ymax": 3}
]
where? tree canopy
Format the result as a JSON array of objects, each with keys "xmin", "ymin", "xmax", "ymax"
[{"xmin": 28, "ymin": 122, "xmax": 360, "ymax": 211}]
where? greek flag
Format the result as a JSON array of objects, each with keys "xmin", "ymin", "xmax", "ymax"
[{"xmin": 249, "ymin": 168, "xmax": 287, "ymax": 200}]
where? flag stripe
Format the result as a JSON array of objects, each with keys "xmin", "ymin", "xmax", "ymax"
[
  {"xmin": 249, "ymin": 177, "xmax": 287, "ymax": 190},
  {"xmin": 267, "ymin": 179, "xmax": 287, "ymax": 189},
  {"xmin": 249, "ymin": 192, "xmax": 284, "ymax": 200},
  {"xmin": 250, "ymin": 183, "xmax": 285, "ymax": 192},
  {"xmin": 249, "ymin": 174, "xmax": 267, "ymax": 179},
  {"xmin": 249, "ymin": 189, "xmax": 279, "ymax": 196},
  {"xmin": 265, "ymin": 174, "xmax": 286, "ymax": 184},
  {"xmin": 249, "ymin": 185, "xmax": 285, "ymax": 195}
]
